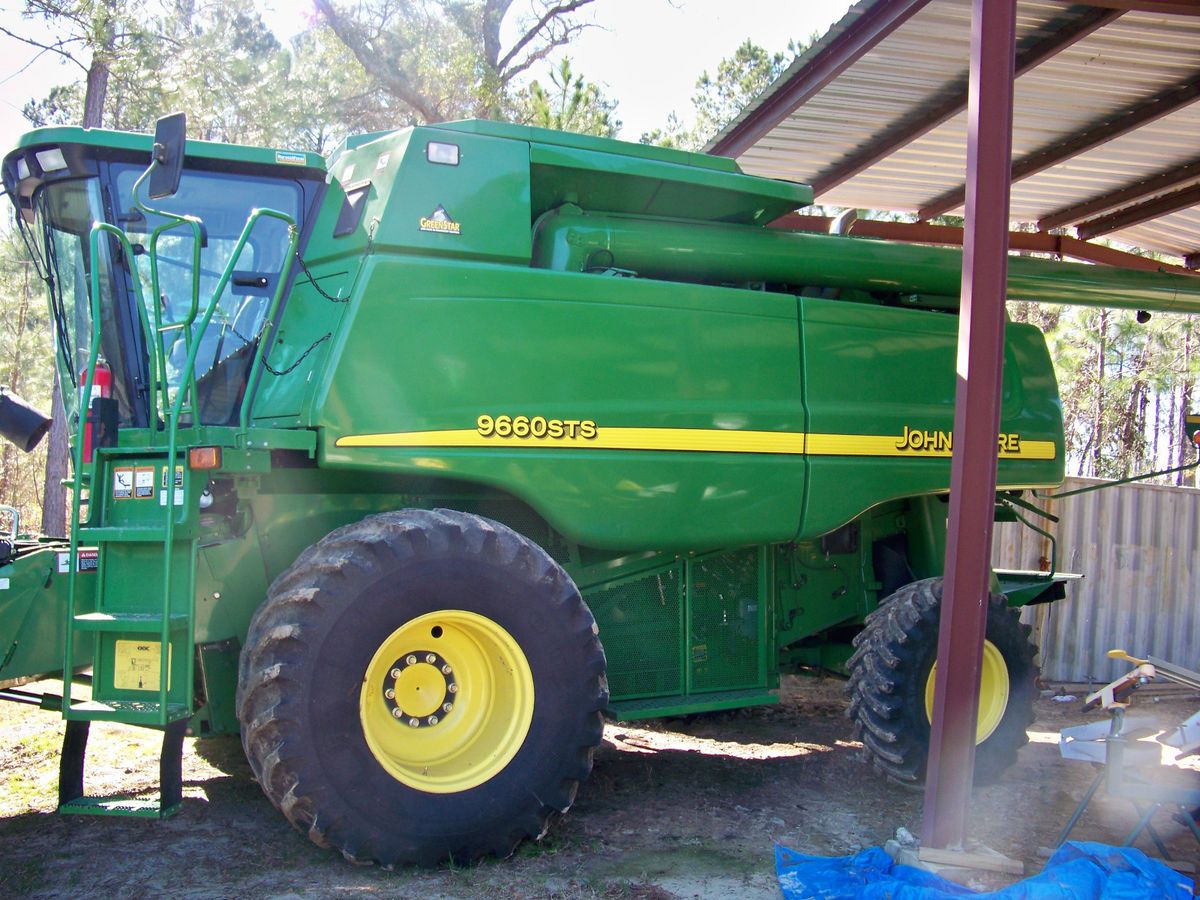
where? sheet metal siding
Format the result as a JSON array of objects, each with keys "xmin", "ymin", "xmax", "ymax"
[
  {"xmin": 724, "ymin": 0, "xmax": 1200, "ymax": 262},
  {"xmin": 992, "ymin": 477, "xmax": 1200, "ymax": 683}
]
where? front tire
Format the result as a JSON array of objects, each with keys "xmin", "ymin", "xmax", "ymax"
[
  {"xmin": 846, "ymin": 576, "xmax": 1037, "ymax": 787},
  {"xmin": 236, "ymin": 509, "xmax": 608, "ymax": 866}
]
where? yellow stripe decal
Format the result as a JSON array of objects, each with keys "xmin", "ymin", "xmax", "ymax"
[
  {"xmin": 338, "ymin": 427, "xmax": 807, "ymax": 454},
  {"xmin": 336, "ymin": 428, "xmax": 1056, "ymax": 460}
]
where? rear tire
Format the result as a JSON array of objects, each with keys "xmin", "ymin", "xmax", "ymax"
[
  {"xmin": 236, "ymin": 508, "xmax": 608, "ymax": 866},
  {"xmin": 846, "ymin": 576, "xmax": 1037, "ymax": 787}
]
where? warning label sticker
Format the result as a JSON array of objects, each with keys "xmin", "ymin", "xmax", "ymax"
[
  {"xmin": 113, "ymin": 640, "xmax": 172, "ymax": 691},
  {"xmin": 56, "ymin": 549, "xmax": 99, "ymax": 574},
  {"xmin": 159, "ymin": 465, "xmax": 184, "ymax": 506},
  {"xmin": 113, "ymin": 467, "xmax": 133, "ymax": 500},
  {"xmin": 134, "ymin": 467, "xmax": 155, "ymax": 499}
]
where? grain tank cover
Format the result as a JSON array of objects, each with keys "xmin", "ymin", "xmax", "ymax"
[{"xmin": 433, "ymin": 120, "xmax": 812, "ymax": 225}]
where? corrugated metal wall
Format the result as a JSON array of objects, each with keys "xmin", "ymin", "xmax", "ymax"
[{"xmin": 992, "ymin": 477, "xmax": 1200, "ymax": 684}]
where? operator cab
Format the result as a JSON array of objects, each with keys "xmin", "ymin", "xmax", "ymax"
[{"xmin": 2, "ymin": 124, "xmax": 325, "ymax": 437}]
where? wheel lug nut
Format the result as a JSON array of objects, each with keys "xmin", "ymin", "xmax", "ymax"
[
  {"xmin": 406, "ymin": 654, "xmax": 417, "ymax": 666},
  {"xmin": 441, "ymin": 664, "xmax": 452, "ymax": 675},
  {"xmin": 390, "ymin": 668, "xmax": 401, "ymax": 679},
  {"xmin": 425, "ymin": 653, "xmax": 437, "ymax": 664},
  {"xmin": 391, "ymin": 708, "xmax": 403, "ymax": 719},
  {"xmin": 428, "ymin": 715, "xmax": 438, "ymax": 726},
  {"xmin": 443, "ymin": 702, "xmax": 453, "ymax": 713},
  {"xmin": 447, "ymin": 683, "xmax": 458, "ymax": 694},
  {"xmin": 384, "ymin": 688, "xmax": 395, "ymax": 700},
  {"xmin": 408, "ymin": 717, "xmax": 420, "ymax": 728}
]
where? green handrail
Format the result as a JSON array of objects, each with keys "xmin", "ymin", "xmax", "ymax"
[
  {"xmin": 0, "ymin": 505, "xmax": 19, "ymax": 543},
  {"xmin": 89, "ymin": 223, "xmax": 162, "ymax": 428},
  {"xmin": 62, "ymin": 225, "xmax": 108, "ymax": 704},
  {"xmin": 239, "ymin": 211, "xmax": 300, "ymax": 430},
  {"xmin": 127, "ymin": 158, "xmax": 204, "ymax": 424},
  {"xmin": 64, "ymin": 154, "xmax": 300, "ymax": 726},
  {"xmin": 154, "ymin": 205, "xmax": 296, "ymax": 715},
  {"xmin": 147, "ymin": 216, "xmax": 204, "ymax": 418}
]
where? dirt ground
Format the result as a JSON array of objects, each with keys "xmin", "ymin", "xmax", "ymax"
[{"xmin": 1, "ymin": 675, "xmax": 1197, "ymax": 898}]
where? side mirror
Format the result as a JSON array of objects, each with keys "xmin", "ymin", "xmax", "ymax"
[{"xmin": 148, "ymin": 112, "xmax": 186, "ymax": 200}]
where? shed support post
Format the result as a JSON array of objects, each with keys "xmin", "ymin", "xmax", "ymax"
[{"xmin": 921, "ymin": 0, "xmax": 1017, "ymax": 850}]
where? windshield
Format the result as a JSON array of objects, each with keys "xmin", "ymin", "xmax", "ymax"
[
  {"xmin": 34, "ymin": 177, "xmax": 137, "ymax": 426},
  {"xmin": 28, "ymin": 162, "xmax": 306, "ymax": 433},
  {"xmin": 111, "ymin": 165, "xmax": 302, "ymax": 425}
]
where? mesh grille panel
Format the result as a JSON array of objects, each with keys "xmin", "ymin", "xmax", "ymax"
[
  {"xmin": 689, "ymin": 549, "xmax": 762, "ymax": 692},
  {"xmin": 586, "ymin": 566, "xmax": 682, "ymax": 700}
]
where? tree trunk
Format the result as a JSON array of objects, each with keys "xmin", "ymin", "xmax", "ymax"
[
  {"xmin": 0, "ymin": 263, "xmax": 31, "ymax": 503},
  {"xmin": 1152, "ymin": 388, "xmax": 1160, "ymax": 469},
  {"xmin": 82, "ymin": 58, "xmax": 110, "ymax": 128},
  {"xmin": 40, "ymin": 376, "xmax": 67, "ymax": 537},
  {"xmin": 1092, "ymin": 309, "xmax": 1107, "ymax": 477},
  {"xmin": 1169, "ymin": 383, "xmax": 1178, "ymax": 474},
  {"xmin": 1177, "ymin": 327, "xmax": 1193, "ymax": 486},
  {"xmin": 40, "ymin": 4, "xmax": 114, "ymax": 536}
]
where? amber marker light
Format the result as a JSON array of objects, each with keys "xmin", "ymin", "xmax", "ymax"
[{"xmin": 189, "ymin": 446, "xmax": 222, "ymax": 470}]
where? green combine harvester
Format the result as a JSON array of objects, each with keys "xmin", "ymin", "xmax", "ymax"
[{"xmin": 1, "ymin": 114, "xmax": 1197, "ymax": 866}]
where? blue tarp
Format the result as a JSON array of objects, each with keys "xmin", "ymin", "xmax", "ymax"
[{"xmin": 775, "ymin": 841, "xmax": 1195, "ymax": 900}]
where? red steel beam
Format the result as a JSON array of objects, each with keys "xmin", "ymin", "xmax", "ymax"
[
  {"xmin": 1046, "ymin": 0, "xmax": 1200, "ymax": 14},
  {"xmin": 707, "ymin": 0, "xmax": 932, "ymax": 159},
  {"xmin": 1038, "ymin": 156, "xmax": 1200, "ymax": 230},
  {"xmin": 1077, "ymin": 182, "xmax": 1200, "ymax": 239},
  {"xmin": 810, "ymin": 6, "xmax": 1121, "ymax": 197},
  {"xmin": 1051, "ymin": 235, "xmax": 1197, "ymax": 274},
  {"xmin": 768, "ymin": 214, "xmax": 1200, "ymax": 275},
  {"xmin": 919, "ymin": 75, "xmax": 1200, "ymax": 219},
  {"xmin": 922, "ymin": 0, "xmax": 1017, "ymax": 852}
]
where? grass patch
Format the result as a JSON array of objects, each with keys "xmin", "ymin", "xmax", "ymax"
[
  {"xmin": 589, "ymin": 842, "xmax": 760, "ymax": 882},
  {"xmin": 0, "ymin": 856, "xmax": 44, "ymax": 894},
  {"xmin": 18, "ymin": 726, "xmax": 62, "ymax": 758}
]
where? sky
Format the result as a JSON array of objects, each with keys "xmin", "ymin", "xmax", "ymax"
[{"xmin": 0, "ymin": 0, "xmax": 853, "ymax": 151}]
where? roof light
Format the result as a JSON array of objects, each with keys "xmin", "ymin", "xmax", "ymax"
[
  {"xmin": 35, "ymin": 147, "xmax": 67, "ymax": 172},
  {"xmin": 427, "ymin": 142, "xmax": 460, "ymax": 166},
  {"xmin": 16, "ymin": 158, "xmax": 29, "ymax": 180}
]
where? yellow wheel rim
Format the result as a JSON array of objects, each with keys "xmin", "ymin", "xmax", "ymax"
[
  {"xmin": 359, "ymin": 609, "xmax": 534, "ymax": 794},
  {"xmin": 923, "ymin": 640, "xmax": 1010, "ymax": 744}
]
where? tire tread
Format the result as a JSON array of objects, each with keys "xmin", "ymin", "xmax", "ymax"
[{"xmin": 237, "ymin": 508, "xmax": 607, "ymax": 867}]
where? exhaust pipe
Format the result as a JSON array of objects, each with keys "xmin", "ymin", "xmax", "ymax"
[{"xmin": 0, "ymin": 387, "xmax": 51, "ymax": 452}]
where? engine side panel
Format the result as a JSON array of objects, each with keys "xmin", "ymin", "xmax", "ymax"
[{"xmin": 317, "ymin": 259, "xmax": 807, "ymax": 549}]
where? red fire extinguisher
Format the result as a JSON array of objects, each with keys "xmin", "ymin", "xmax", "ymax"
[{"xmin": 82, "ymin": 359, "xmax": 111, "ymax": 463}]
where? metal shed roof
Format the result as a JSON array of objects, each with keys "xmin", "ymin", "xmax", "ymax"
[{"xmin": 708, "ymin": 0, "xmax": 1200, "ymax": 267}]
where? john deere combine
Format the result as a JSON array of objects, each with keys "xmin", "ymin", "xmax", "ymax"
[{"xmin": 1, "ymin": 115, "xmax": 1197, "ymax": 865}]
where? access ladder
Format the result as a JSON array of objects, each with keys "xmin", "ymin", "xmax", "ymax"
[{"xmin": 59, "ymin": 190, "xmax": 297, "ymax": 817}]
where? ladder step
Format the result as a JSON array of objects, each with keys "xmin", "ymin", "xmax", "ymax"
[
  {"xmin": 58, "ymin": 718, "xmax": 186, "ymax": 819},
  {"xmin": 67, "ymin": 700, "xmax": 191, "ymax": 726},
  {"xmin": 72, "ymin": 612, "xmax": 190, "ymax": 633},
  {"xmin": 59, "ymin": 796, "xmax": 181, "ymax": 819}
]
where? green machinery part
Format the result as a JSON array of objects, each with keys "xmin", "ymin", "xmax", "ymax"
[{"xmin": 0, "ymin": 116, "xmax": 1195, "ymax": 863}]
